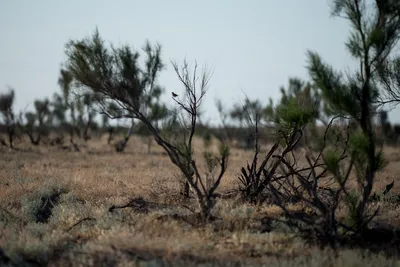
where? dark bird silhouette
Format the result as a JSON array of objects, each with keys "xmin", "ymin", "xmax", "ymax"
[
  {"xmin": 172, "ymin": 92, "xmax": 178, "ymax": 97},
  {"xmin": 383, "ymin": 180, "xmax": 395, "ymax": 196}
]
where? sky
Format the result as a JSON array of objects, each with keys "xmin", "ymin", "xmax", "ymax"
[{"xmin": 1, "ymin": 0, "xmax": 399, "ymax": 125}]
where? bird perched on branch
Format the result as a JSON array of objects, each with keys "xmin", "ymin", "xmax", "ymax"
[{"xmin": 172, "ymin": 92, "xmax": 178, "ymax": 98}]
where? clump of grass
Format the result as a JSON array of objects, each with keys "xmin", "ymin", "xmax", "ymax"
[
  {"xmin": 49, "ymin": 191, "xmax": 96, "ymax": 229},
  {"xmin": 278, "ymin": 248, "xmax": 400, "ymax": 267},
  {"xmin": 3, "ymin": 221, "xmax": 72, "ymax": 266},
  {"xmin": 21, "ymin": 183, "xmax": 69, "ymax": 223}
]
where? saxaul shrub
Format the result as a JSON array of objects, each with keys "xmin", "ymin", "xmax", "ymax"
[
  {"xmin": 62, "ymin": 29, "xmax": 229, "ymax": 222},
  {"xmin": 237, "ymin": 0, "xmax": 400, "ymax": 247}
]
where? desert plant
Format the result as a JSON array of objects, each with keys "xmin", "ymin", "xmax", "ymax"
[
  {"xmin": 48, "ymin": 92, "xmax": 69, "ymax": 145},
  {"xmin": 214, "ymin": 99, "xmax": 236, "ymax": 144},
  {"xmin": 238, "ymin": 89, "xmax": 321, "ymax": 203},
  {"xmin": 243, "ymin": 0, "xmax": 398, "ymax": 247},
  {"xmin": 377, "ymin": 110, "xmax": 397, "ymax": 144},
  {"xmin": 51, "ymin": 93, "xmax": 68, "ymax": 127},
  {"xmin": 21, "ymin": 184, "xmax": 68, "ymax": 223},
  {"xmin": 229, "ymin": 98, "xmax": 264, "ymax": 150},
  {"xmin": 133, "ymin": 86, "xmax": 170, "ymax": 154},
  {"xmin": 100, "ymin": 112, "xmax": 115, "ymax": 145},
  {"xmin": 236, "ymin": 77, "xmax": 323, "ymax": 203},
  {"xmin": 57, "ymin": 69, "xmax": 100, "ymax": 147},
  {"xmin": 114, "ymin": 119, "xmax": 135, "ymax": 153},
  {"xmin": 372, "ymin": 0, "xmax": 400, "ymax": 105},
  {"xmin": 57, "ymin": 68, "xmax": 80, "ymax": 150},
  {"xmin": 0, "ymin": 87, "xmax": 16, "ymax": 148},
  {"xmin": 102, "ymin": 102, "xmax": 133, "ymax": 152},
  {"xmin": 18, "ymin": 98, "xmax": 52, "ymax": 145},
  {"xmin": 306, "ymin": 0, "xmax": 399, "ymax": 231},
  {"xmin": 62, "ymin": 29, "xmax": 229, "ymax": 222},
  {"xmin": 81, "ymin": 92, "xmax": 99, "ymax": 141}
]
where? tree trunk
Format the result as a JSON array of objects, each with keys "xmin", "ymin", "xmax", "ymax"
[
  {"xmin": 147, "ymin": 136, "xmax": 152, "ymax": 154},
  {"xmin": 107, "ymin": 127, "xmax": 114, "ymax": 145},
  {"xmin": 355, "ymin": 37, "xmax": 376, "ymax": 230},
  {"xmin": 83, "ymin": 117, "xmax": 92, "ymax": 141},
  {"xmin": 68, "ymin": 124, "xmax": 80, "ymax": 152},
  {"xmin": 115, "ymin": 121, "xmax": 134, "ymax": 153},
  {"xmin": 7, "ymin": 125, "xmax": 14, "ymax": 148},
  {"xmin": 27, "ymin": 132, "xmax": 41, "ymax": 145}
]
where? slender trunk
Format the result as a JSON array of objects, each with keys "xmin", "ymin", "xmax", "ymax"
[
  {"xmin": 75, "ymin": 125, "xmax": 82, "ymax": 139},
  {"xmin": 27, "ymin": 131, "xmax": 41, "ymax": 145},
  {"xmin": 83, "ymin": 112, "xmax": 92, "ymax": 141},
  {"xmin": 7, "ymin": 125, "xmax": 14, "ymax": 148},
  {"xmin": 356, "ymin": 32, "xmax": 376, "ymax": 229},
  {"xmin": 83, "ymin": 123, "xmax": 91, "ymax": 141},
  {"xmin": 357, "ymin": 93, "xmax": 376, "ymax": 228},
  {"xmin": 68, "ymin": 124, "xmax": 80, "ymax": 152},
  {"xmin": 107, "ymin": 127, "xmax": 114, "ymax": 145},
  {"xmin": 147, "ymin": 136, "xmax": 152, "ymax": 154},
  {"xmin": 115, "ymin": 121, "xmax": 134, "ymax": 153},
  {"xmin": 0, "ymin": 137, "xmax": 7, "ymax": 147}
]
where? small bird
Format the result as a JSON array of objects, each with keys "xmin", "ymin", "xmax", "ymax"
[
  {"xmin": 172, "ymin": 92, "xmax": 178, "ymax": 98},
  {"xmin": 383, "ymin": 180, "xmax": 395, "ymax": 196}
]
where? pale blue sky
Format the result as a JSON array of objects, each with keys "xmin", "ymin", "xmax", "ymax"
[{"xmin": 1, "ymin": 0, "xmax": 399, "ymax": 124}]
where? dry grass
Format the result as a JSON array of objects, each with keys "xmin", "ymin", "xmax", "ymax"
[{"xmin": 1, "ymin": 135, "xmax": 400, "ymax": 266}]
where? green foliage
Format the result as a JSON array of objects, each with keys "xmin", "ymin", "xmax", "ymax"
[
  {"xmin": 64, "ymin": 28, "xmax": 164, "ymax": 115},
  {"xmin": 0, "ymin": 88, "xmax": 16, "ymax": 129},
  {"xmin": 230, "ymin": 98, "xmax": 264, "ymax": 126},
  {"xmin": 246, "ymin": 0, "xmax": 400, "ymax": 244},
  {"xmin": 61, "ymin": 28, "xmax": 167, "ymax": 147},
  {"xmin": 348, "ymin": 131, "xmax": 369, "ymax": 159},
  {"xmin": 348, "ymin": 131, "xmax": 386, "ymax": 173},
  {"xmin": 304, "ymin": 0, "xmax": 400, "ymax": 234},
  {"xmin": 0, "ymin": 88, "xmax": 16, "ymax": 147},
  {"xmin": 18, "ymin": 97, "xmax": 53, "ymax": 145},
  {"xmin": 331, "ymin": 0, "xmax": 400, "ymax": 104},
  {"xmin": 374, "ymin": 150, "xmax": 388, "ymax": 172},
  {"xmin": 159, "ymin": 107, "xmax": 181, "ymax": 140},
  {"xmin": 275, "ymin": 98, "xmax": 316, "ymax": 128},
  {"xmin": 203, "ymin": 151, "xmax": 217, "ymax": 173},
  {"xmin": 219, "ymin": 142, "xmax": 230, "ymax": 159},
  {"xmin": 344, "ymin": 189, "xmax": 361, "ymax": 227},
  {"xmin": 263, "ymin": 98, "xmax": 274, "ymax": 121},
  {"xmin": 51, "ymin": 93, "xmax": 68, "ymax": 125},
  {"xmin": 265, "ymin": 77, "xmax": 321, "ymax": 150},
  {"xmin": 56, "ymin": 68, "xmax": 102, "ymax": 141},
  {"xmin": 0, "ymin": 88, "xmax": 15, "ymax": 116},
  {"xmin": 106, "ymin": 102, "xmax": 123, "ymax": 118},
  {"xmin": 24, "ymin": 112, "xmax": 36, "ymax": 126},
  {"xmin": 323, "ymin": 149, "xmax": 341, "ymax": 176},
  {"xmin": 307, "ymin": 51, "xmax": 360, "ymax": 118},
  {"xmin": 146, "ymin": 86, "xmax": 169, "ymax": 130},
  {"xmin": 58, "ymin": 69, "xmax": 73, "ymax": 103},
  {"xmin": 202, "ymin": 131, "xmax": 212, "ymax": 148},
  {"xmin": 34, "ymin": 99, "xmax": 50, "ymax": 123}
]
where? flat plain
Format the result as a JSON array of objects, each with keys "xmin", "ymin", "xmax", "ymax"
[{"xmin": 1, "ymin": 135, "xmax": 400, "ymax": 266}]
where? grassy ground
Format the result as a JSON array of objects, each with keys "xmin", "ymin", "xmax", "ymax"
[{"xmin": 1, "ymin": 135, "xmax": 400, "ymax": 266}]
